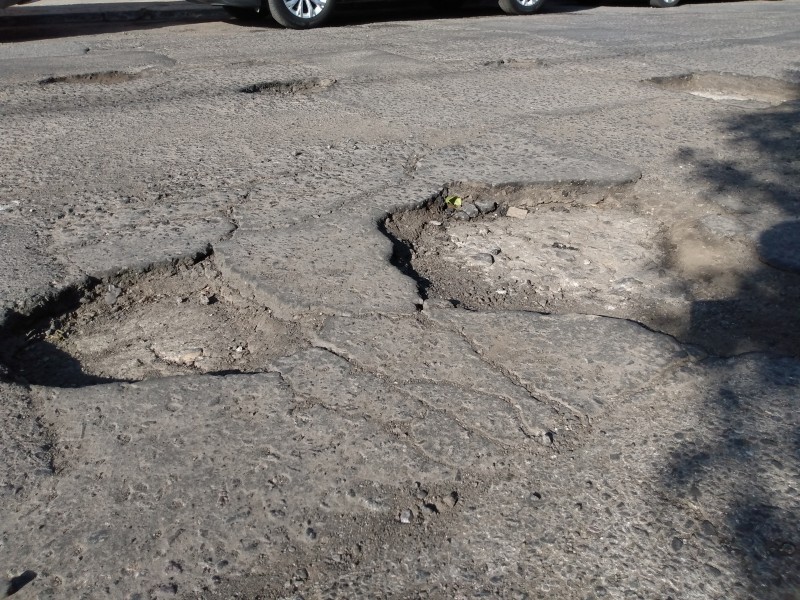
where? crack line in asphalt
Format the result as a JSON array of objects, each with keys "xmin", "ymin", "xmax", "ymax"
[{"xmin": 310, "ymin": 329, "xmax": 553, "ymax": 447}]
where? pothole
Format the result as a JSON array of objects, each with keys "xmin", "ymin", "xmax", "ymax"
[
  {"xmin": 385, "ymin": 184, "xmax": 683, "ymax": 317},
  {"xmin": 2, "ymin": 253, "xmax": 303, "ymax": 387},
  {"xmin": 239, "ymin": 77, "xmax": 336, "ymax": 95},
  {"xmin": 38, "ymin": 69, "xmax": 147, "ymax": 85},
  {"xmin": 483, "ymin": 58, "xmax": 548, "ymax": 69},
  {"xmin": 648, "ymin": 72, "xmax": 800, "ymax": 107},
  {"xmin": 385, "ymin": 184, "xmax": 800, "ymax": 357}
]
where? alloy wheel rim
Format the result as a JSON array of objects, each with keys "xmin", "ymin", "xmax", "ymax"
[{"xmin": 282, "ymin": 0, "xmax": 327, "ymax": 18}]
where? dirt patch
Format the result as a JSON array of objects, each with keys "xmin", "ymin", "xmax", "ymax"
[
  {"xmin": 648, "ymin": 72, "xmax": 800, "ymax": 107},
  {"xmin": 386, "ymin": 185, "xmax": 800, "ymax": 357},
  {"xmin": 3, "ymin": 254, "xmax": 303, "ymax": 387},
  {"xmin": 239, "ymin": 77, "xmax": 336, "ymax": 95},
  {"xmin": 38, "ymin": 70, "xmax": 145, "ymax": 85}
]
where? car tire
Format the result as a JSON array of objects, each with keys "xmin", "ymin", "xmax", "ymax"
[
  {"xmin": 649, "ymin": 0, "xmax": 681, "ymax": 6},
  {"xmin": 498, "ymin": 0, "xmax": 546, "ymax": 14},
  {"xmin": 223, "ymin": 5, "xmax": 270, "ymax": 20},
  {"xmin": 267, "ymin": 0, "xmax": 336, "ymax": 28}
]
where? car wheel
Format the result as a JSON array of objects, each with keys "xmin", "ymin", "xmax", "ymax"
[
  {"xmin": 223, "ymin": 5, "xmax": 270, "ymax": 20},
  {"xmin": 267, "ymin": 0, "xmax": 336, "ymax": 28},
  {"xmin": 498, "ymin": 0, "xmax": 546, "ymax": 14},
  {"xmin": 649, "ymin": 0, "xmax": 681, "ymax": 7}
]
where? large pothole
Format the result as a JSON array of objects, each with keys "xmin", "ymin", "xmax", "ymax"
[
  {"xmin": 385, "ymin": 184, "xmax": 800, "ymax": 357},
  {"xmin": 648, "ymin": 72, "xmax": 800, "ymax": 107},
  {"xmin": 3, "ymin": 254, "xmax": 303, "ymax": 387}
]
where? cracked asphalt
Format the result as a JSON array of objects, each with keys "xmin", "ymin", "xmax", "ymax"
[{"xmin": 1, "ymin": 1, "xmax": 799, "ymax": 598}]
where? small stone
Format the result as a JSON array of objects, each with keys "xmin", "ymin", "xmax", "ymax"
[
  {"xmin": 466, "ymin": 253, "xmax": 495, "ymax": 267},
  {"xmin": 399, "ymin": 509, "xmax": 413, "ymax": 524},
  {"xmin": 199, "ymin": 294, "xmax": 216, "ymax": 305},
  {"xmin": 422, "ymin": 502, "xmax": 439, "ymax": 514},
  {"xmin": 452, "ymin": 211, "xmax": 470, "ymax": 221},
  {"xmin": 153, "ymin": 346, "xmax": 204, "ymax": 366},
  {"xmin": 442, "ymin": 491, "xmax": 458, "ymax": 508},
  {"xmin": 461, "ymin": 202, "xmax": 479, "ymax": 218},
  {"xmin": 423, "ymin": 298, "xmax": 457, "ymax": 310},
  {"xmin": 475, "ymin": 199, "xmax": 497, "ymax": 214},
  {"xmin": 104, "ymin": 284, "xmax": 122, "ymax": 306},
  {"xmin": 506, "ymin": 206, "xmax": 528, "ymax": 219},
  {"xmin": 428, "ymin": 220, "xmax": 442, "ymax": 226},
  {"xmin": 176, "ymin": 297, "xmax": 187, "ymax": 304}
]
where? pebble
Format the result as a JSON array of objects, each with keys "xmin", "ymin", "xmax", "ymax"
[
  {"xmin": 104, "ymin": 284, "xmax": 122, "ymax": 306},
  {"xmin": 442, "ymin": 491, "xmax": 459, "ymax": 508},
  {"xmin": 399, "ymin": 509, "xmax": 413, "ymax": 524},
  {"xmin": 506, "ymin": 206, "xmax": 529, "ymax": 219},
  {"xmin": 466, "ymin": 253, "xmax": 495, "ymax": 267},
  {"xmin": 475, "ymin": 199, "xmax": 497, "ymax": 214},
  {"xmin": 461, "ymin": 202, "xmax": 479, "ymax": 218},
  {"xmin": 154, "ymin": 347, "xmax": 204, "ymax": 366}
]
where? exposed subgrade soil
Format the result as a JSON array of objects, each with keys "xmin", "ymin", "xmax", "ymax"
[
  {"xmin": 385, "ymin": 183, "xmax": 800, "ymax": 358},
  {"xmin": 1, "ymin": 253, "xmax": 304, "ymax": 387}
]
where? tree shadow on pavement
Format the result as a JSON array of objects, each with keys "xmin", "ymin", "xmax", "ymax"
[{"xmin": 664, "ymin": 88, "xmax": 800, "ymax": 597}]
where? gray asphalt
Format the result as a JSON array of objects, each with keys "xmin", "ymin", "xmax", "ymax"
[{"xmin": 1, "ymin": 2, "xmax": 799, "ymax": 598}]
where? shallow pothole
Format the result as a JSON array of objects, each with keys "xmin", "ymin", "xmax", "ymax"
[
  {"xmin": 483, "ymin": 58, "xmax": 548, "ymax": 69},
  {"xmin": 38, "ymin": 69, "xmax": 147, "ymax": 85},
  {"xmin": 239, "ymin": 77, "xmax": 336, "ymax": 95},
  {"xmin": 648, "ymin": 72, "xmax": 800, "ymax": 107},
  {"xmin": 3, "ymin": 254, "xmax": 303, "ymax": 387}
]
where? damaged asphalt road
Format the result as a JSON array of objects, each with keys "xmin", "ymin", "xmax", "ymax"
[{"xmin": 1, "ymin": 1, "xmax": 799, "ymax": 598}]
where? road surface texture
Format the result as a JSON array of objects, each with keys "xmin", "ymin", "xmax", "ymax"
[{"xmin": 1, "ymin": 0, "xmax": 799, "ymax": 598}]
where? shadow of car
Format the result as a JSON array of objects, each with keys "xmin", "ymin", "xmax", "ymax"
[
  {"xmin": 1, "ymin": 0, "xmax": 39, "ymax": 7},
  {"xmin": 187, "ymin": 0, "xmax": 549, "ymax": 29}
]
